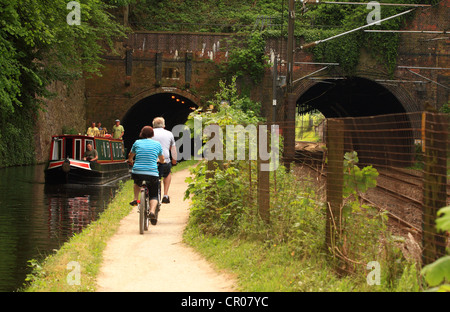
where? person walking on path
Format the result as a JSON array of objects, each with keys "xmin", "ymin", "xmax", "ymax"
[{"xmin": 152, "ymin": 117, "xmax": 177, "ymax": 204}]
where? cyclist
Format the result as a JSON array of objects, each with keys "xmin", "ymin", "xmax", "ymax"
[{"xmin": 127, "ymin": 126, "xmax": 164, "ymax": 223}]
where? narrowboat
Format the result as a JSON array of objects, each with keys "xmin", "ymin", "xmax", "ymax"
[{"xmin": 44, "ymin": 134, "xmax": 130, "ymax": 185}]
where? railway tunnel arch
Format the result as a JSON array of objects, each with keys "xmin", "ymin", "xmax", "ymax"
[
  {"xmin": 121, "ymin": 91, "xmax": 198, "ymax": 154},
  {"xmin": 294, "ymin": 76, "xmax": 419, "ymax": 167},
  {"xmin": 295, "ymin": 76, "xmax": 418, "ymax": 117}
]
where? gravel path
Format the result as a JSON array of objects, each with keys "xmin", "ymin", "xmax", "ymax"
[{"xmin": 96, "ymin": 169, "xmax": 236, "ymax": 292}]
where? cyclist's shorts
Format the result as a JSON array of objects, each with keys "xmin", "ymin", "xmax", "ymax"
[
  {"xmin": 131, "ymin": 173, "xmax": 159, "ymax": 200},
  {"xmin": 158, "ymin": 163, "xmax": 172, "ymax": 178}
]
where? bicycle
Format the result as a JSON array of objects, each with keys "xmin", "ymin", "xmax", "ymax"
[{"xmin": 137, "ymin": 178, "xmax": 161, "ymax": 234}]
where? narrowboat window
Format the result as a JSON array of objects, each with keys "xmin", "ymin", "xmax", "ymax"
[
  {"xmin": 106, "ymin": 142, "xmax": 110, "ymax": 159},
  {"xmin": 84, "ymin": 139, "xmax": 94, "ymax": 159},
  {"xmin": 75, "ymin": 139, "xmax": 81, "ymax": 160},
  {"xmin": 104, "ymin": 142, "xmax": 108, "ymax": 158},
  {"xmin": 85, "ymin": 140, "xmax": 94, "ymax": 150},
  {"xmin": 116, "ymin": 143, "xmax": 120, "ymax": 158},
  {"xmin": 52, "ymin": 139, "xmax": 62, "ymax": 160},
  {"xmin": 101, "ymin": 141, "xmax": 107, "ymax": 158},
  {"xmin": 65, "ymin": 138, "xmax": 74, "ymax": 159}
]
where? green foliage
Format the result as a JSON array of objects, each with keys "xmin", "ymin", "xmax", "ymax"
[
  {"xmin": 0, "ymin": 106, "xmax": 35, "ymax": 167},
  {"xmin": 185, "ymin": 162, "xmax": 248, "ymax": 235},
  {"xmin": 185, "ymin": 76, "xmax": 263, "ymax": 141},
  {"xmin": 343, "ymin": 151, "xmax": 379, "ymax": 199},
  {"xmin": 298, "ymin": 2, "xmax": 418, "ymax": 76},
  {"xmin": 129, "ymin": 0, "xmax": 282, "ymax": 33},
  {"xmin": 220, "ymin": 32, "xmax": 270, "ymax": 84},
  {"xmin": 421, "ymin": 256, "xmax": 450, "ymax": 290},
  {"xmin": 421, "ymin": 206, "xmax": 450, "ymax": 291},
  {"xmin": 439, "ymin": 101, "xmax": 450, "ymax": 114},
  {"xmin": 184, "ymin": 77, "xmax": 264, "ymax": 234},
  {"xmin": 129, "ymin": 0, "xmax": 439, "ymax": 76},
  {"xmin": 0, "ymin": 0, "xmax": 128, "ymax": 167}
]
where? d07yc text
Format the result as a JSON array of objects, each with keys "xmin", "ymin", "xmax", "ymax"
[{"xmin": 225, "ymin": 296, "xmax": 268, "ymax": 307}]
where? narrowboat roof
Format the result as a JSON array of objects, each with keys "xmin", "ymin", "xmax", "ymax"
[{"xmin": 51, "ymin": 134, "xmax": 124, "ymax": 143}]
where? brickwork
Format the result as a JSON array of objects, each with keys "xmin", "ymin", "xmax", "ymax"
[{"xmin": 85, "ymin": 1, "xmax": 449, "ymax": 129}]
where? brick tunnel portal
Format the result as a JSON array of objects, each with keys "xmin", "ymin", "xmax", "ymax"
[
  {"xmin": 122, "ymin": 93, "xmax": 198, "ymax": 153},
  {"xmin": 295, "ymin": 76, "xmax": 416, "ymax": 167},
  {"xmin": 296, "ymin": 77, "xmax": 406, "ymax": 117}
]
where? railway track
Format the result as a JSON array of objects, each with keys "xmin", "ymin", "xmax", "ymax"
[
  {"xmin": 294, "ymin": 147, "xmax": 449, "ymax": 236},
  {"xmin": 294, "ymin": 160, "xmax": 424, "ymax": 233}
]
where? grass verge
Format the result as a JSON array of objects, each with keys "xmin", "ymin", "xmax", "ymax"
[
  {"xmin": 22, "ymin": 160, "xmax": 198, "ymax": 292},
  {"xmin": 183, "ymin": 225, "xmax": 421, "ymax": 292},
  {"xmin": 182, "ymin": 160, "xmax": 422, "ymax": 292}
]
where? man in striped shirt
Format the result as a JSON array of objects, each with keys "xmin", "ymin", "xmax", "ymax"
[{"xmin": 127, "ymin": 126, "xmax": 164, "ymax": 223}]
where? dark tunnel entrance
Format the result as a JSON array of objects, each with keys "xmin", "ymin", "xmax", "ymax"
[
  {"xmin": 297, "ymin": 77, "xmax": 406, "ymax": 117},
  {"xmin": 122, "ymin": 93, "xmax": 198, "ymax": 153},
  {"xmin": 296, "ymin": 77, "xmax": 415, "ymax": 167}
]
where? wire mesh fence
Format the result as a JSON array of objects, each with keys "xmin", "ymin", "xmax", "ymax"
[
  {"xmin": 251, "ymin": 112, "xmax": 449, "ymax": 278},
  {"xmin": 201, "ymin": 112, "xmax": 447, "ymax": 281}
]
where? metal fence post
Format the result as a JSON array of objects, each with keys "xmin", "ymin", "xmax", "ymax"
[
  {"xmin": 283, "ymin": 93, "xmax": 297, "ymax": 170},
  {"xmin": 422, "ymin": 112, "xmax": 448, "ymax": 265},
  {"xmin": 258, "ymin": 124, "xmax": 270, "ymax": 223},
  {"xmin": 326, "ymin": 119, "xmax": 344, "ymax": 251}
]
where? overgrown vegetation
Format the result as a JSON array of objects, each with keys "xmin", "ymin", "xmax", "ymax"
[
  {"xmin": 129, "ymin": 0, "xmax": 439, "ymax": 76},
  {"xmin": 0, "ymin": 0, "xmax": 129, "ymax": 167},
  {"xmin": 421, "ymin": 206, "xmax": 450, "ymax": 291},
  {"xmin": 183, "ymin": 80, "xmax": 423, "ymax": 291},
  {"xmin": 295, "ymin": 112, "xmax": 325, "ymax": 142},
  {"xmin": 219, "ymin": 32, "xmax": 270, "ymax": 84},
  {"xmin": 184, "ymin": 158, "xmax": 421, "ymax": 291}
]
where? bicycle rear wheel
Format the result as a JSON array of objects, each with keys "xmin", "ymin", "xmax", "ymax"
[
  {"xmin": 152, "ymin": 179, "xmax": 161, "ymax": 225},
  {"xmin": 139, "ymin": 190, "xmax": 147, "ymax": 234},
  {"xmin": 144, "ymin": 195, "xmax": 150, "ymax": 231}
]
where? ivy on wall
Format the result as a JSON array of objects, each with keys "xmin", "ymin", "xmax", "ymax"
[
  {"xmin": 0, "ymin": 0, "xmax": 129, "ymax": 167},
  {"xmin": 295, "ymin": 0, "xmax": 440, "ymax": 76}
]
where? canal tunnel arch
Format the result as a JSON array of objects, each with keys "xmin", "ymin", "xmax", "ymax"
[
  {"xmin": 121, "ymin": 92, "xmax": 198, "ymax": 153},
  {"xmin": 294, "ymin": 76, "xmax": 418, "ymax": 167}
]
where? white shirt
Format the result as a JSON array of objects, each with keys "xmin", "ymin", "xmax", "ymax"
[{"xmin": 152, "ymin": 127, "xmax": 175, "ymax": 164}]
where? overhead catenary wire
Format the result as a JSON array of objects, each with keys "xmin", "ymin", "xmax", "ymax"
[
  {"xmin": 299, "ymin": 8, "xmax": 415, "ymax": 50},
  {"xmin": 364, "ymin": 30, "xmax": 449, "ymax": 34},
  {"xmin": 406, "ymin": 69, "xmax": 450, "ymax": 90}
]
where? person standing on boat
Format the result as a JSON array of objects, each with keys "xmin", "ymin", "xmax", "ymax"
[
  {"xmin": 112, "ymin": 119, "xmax": 124, "ymax": 140},
  {"xmin": 127, "ymin": 126, "xmax": 164, "ymax": 223},
  {"xmin": 86, "ymin": 122, "xmax": 99, "ymax": 137},
  {"xmin": 97, "ymin": 122, "xmax": 107, "ymax": 137},
  {"xmin": 152, "ymin": 117, "xmax": 177, "ymax": 204},
  {"xmin": 83, "ymin": 143, "xmax": 98, "ymax": 162}
]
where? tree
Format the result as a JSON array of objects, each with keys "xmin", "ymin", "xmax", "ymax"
[{"xmin": 0, "ymin": 0, "xmax": 129, "ymax": 166}]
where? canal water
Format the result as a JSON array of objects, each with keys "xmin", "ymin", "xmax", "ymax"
[{"xmin": 0, "ymin": 164, "xmax": 127, "ymax": 292}]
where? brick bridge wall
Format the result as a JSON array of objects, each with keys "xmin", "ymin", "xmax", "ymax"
[{"xmin": 85, "ymin": 1, "xmax": 449, "ymax": 129}]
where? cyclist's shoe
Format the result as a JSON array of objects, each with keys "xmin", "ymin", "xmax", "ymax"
[
  {"xmin": 162, "ymin": 196, "xmax": 170, "ymax": 204},
  {"xmin": 150, "ymin": 212, "xmax": 157, "ymax": 225},
  {"xmin": 129, "ymin": 200, "xmax": 138, "ymax": 206}
]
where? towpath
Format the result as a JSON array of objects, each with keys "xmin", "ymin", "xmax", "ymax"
[{"xmin": 96, "ymin": 168, "xmax": 236, "ymax": 292}]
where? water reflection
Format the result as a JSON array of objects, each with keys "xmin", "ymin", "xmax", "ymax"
[{"xmin": 0, "ymin": 164, "xmax": 127, "ymax": 292}]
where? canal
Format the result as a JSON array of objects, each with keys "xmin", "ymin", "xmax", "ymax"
[{"xmin": 0, "ymin": 164, "xmax": 126, "ymax": 292}]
